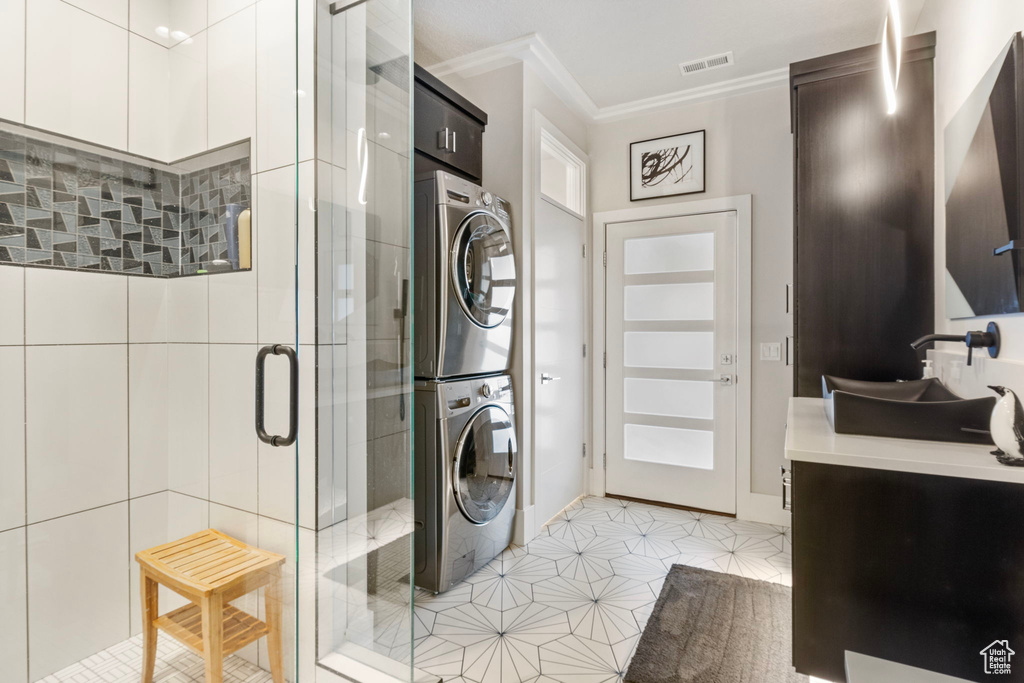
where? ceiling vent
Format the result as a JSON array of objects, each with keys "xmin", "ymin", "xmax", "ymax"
[{"xmin": 678, "ymin": 51, "xmax": 735, "ymax": 76}]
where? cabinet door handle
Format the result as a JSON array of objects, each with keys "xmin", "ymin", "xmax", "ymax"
[
  {"xmin": 437, "ymin": 127, "xmax": 449, "ymax": 151},
  {"xmin": 255, "ymin": 345, "xmax": 299, "ymax": 447},
  {"xmin": 781, "ymin": 466, "xmax": 793, "ymax": 511},
  {"xmin": 450, "ymin": 130, "xmax": 456, "ymax": 153}
]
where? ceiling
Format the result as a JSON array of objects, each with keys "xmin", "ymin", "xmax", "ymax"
[{"xmin": 414, "ymin": 0, "xmax": 918, "ymax": 110}]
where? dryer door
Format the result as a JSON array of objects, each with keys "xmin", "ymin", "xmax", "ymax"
[
  {"xmin": 451, "ymin": 212, "xmax": 516, "ymax": 328},
  {"xmin": 452, "ymin": 405, "xmax": 517, "ymax": 524}
]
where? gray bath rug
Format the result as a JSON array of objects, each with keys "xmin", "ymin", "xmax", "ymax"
[{"xmin": 625, "ymin": 565, "xmax": 807, "ymax": 683}]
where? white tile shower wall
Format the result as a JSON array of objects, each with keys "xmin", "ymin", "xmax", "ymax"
[
  {"xmin": 0, "ymin": 527, "xmax": 28, "ymax": 683},
  {"xmin": 169, "ymin": 29, "xmax": 209, "ymax": 160},
  {"xmin": 167, "ymin": 344, "xmax": 211, "ymax": 499},
  {"xmin": 25, "ymin": 344, "xmax": 128, "ymax": 524},
  {"xmin": 209, "ymin": 343, "xmax": 260, "ymax": 513},
  {"xmin": 129, "ymin": 343, "xmax": 171, "ymax": 497},
  {"xmin": 210, "ymin": 0, "xmax": 258, "ymax": 26},
  {"xmin": 128, "ymin": 277, "xmax": 169, "ymax": 343},
  {"xmin": 256, "ymin": 0, "xmax": 315, "ymax": 172},
  {"xmin": 64, "ymin": 0, "xmax": 129, "ymax": 28},
  {"xmin": 209, "ymin": 6, "xmax": 257, "ymax": 150},
  {"xmin": 0, "ymin": 347, "xmax": 25, "ymax": 533},
  {"xmin": 166, "ymin": 275, "xmax": 209, "ymax": 342},
  {"xmin": 25, "ymin": 269, "xmax": 127, "ymax": 345},
  {"xmin": 27, "ymin": 502, "xmax": 130, "ymax": 680},
  {"xmin": 25, "ymin": 0, "xmax": 129, "ymax": 150},
  {"xmin": 128, "ymin": 33, "xmax": 172, "ymax": 161},
  {"xmin": 0, "ymin": 0, "xmax": 25, "ymax": 125},
  {"xmin": 257, "ymin": 161, "xmax": 316, "ymax": 345},
  {"xmin": 0, "ymin": 267, "xmax": 24, "ymax": 345}
]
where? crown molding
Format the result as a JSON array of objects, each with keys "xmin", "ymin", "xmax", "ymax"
[{"xmin": 425, "ymin": 33, "xmax": 789, "ymax": 123}]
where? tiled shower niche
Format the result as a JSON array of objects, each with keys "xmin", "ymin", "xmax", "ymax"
[{"xmin": 0, "ymin": 122, "xmax": 250, "ymax": 277}]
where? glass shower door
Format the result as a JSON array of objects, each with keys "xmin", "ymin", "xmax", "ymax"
[{"xmin": 315, "ymin": 0, "xmax": 416, "ymax": 680}]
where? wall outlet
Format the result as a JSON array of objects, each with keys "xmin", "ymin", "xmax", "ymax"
[{"xmin": 760, "ymin": 342, "xmax": 782, "ymax": 361}]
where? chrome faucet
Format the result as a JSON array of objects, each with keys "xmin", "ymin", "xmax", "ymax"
[{"xmin": 910, "ymin": 322, "xmax": 1001, "ymax": 366}]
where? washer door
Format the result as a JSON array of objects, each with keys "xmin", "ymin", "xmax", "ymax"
[
  {"xmin": 451, "ymin": 212, "xmax": 516, "ymax": 328},
  {"xmin": 452, "ymin": 405, "xmax": 517, "ymax": 524}
]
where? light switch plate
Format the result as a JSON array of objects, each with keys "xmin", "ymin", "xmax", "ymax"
[{"xmin": 760, "ymin": 342, "xmax": 782, "ymax": 361}]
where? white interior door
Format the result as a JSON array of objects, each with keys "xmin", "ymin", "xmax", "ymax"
[
  {"xmin": 606, "ymin": 211, "xmax": 737, "ymax": 513},
  {"xmin": 534, "ymin": 196, "xmax": 587, "ymax": 526}
]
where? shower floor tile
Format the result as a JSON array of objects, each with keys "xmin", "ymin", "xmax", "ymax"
[{"xmin": 36, "ymin": 632, "xmax": 272, "ymax": 683}]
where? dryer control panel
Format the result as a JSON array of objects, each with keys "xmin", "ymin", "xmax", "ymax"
[
  {"xmin": 436, "ymin": 171, "xmax": 511, "ymax": 223},
  {"xmin": 439, "ymin": 374, "xmax": 513, "ymax": 417}
]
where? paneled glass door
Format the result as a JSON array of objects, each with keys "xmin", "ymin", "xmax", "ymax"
[{"xmin": 605, "ymin": 211, "xmax": 739, "ymax": 514}]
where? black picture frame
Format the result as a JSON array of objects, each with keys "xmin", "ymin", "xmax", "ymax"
[{"xmin": 629, "ymin": 129, "xmax": 706, "ymax": 201}]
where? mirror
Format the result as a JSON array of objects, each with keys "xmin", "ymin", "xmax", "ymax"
[{"xmin": 945, "ymin": 32, "xmax": 1024, "ymax": 318}]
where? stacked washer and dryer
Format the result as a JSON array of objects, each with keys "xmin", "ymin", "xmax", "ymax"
[{"xmin": 413, "ymin": 171, "xmax": 518, "ymax": 593}]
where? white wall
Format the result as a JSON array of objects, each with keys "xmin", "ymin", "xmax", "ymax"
[
  {"xmin": 914, "ymin": 2, "xmax": 1024, "ymax": 373},
  {"xmin": 588, "ymin": 85, "xmax": 794, "ymax": 496},
  {"xmin": 440, "ymin": 62, "xmax": 592, "ymax": 541},
  {"xmin": 0, "ymin": 0, "xmax": 317, "ymax": 680}
]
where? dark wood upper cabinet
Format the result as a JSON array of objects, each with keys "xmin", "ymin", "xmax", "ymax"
[
  {"xmin": 791, "ymin": 32, "xmax": 936, "ymax": 397},
  {"xmin": 414, "ymin": 64, "xmax": 487, "ymax": 183}
]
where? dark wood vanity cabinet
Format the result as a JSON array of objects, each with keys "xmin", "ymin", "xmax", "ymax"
[
  {"xmin": 414, "ymin": 64, "xmax": 486, "ymax": 182},
  {"xmin": 792, "ymin": 460, "xmax": 1024, "ymax": 682},
  {"xmin": 790, "ymin": 33, "xmax": 936, "ymax": 397}
]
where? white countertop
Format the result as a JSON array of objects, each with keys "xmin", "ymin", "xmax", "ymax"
[{"xmin": 785, "ymin": 398, "xmax": 1024, "ymax": 484}]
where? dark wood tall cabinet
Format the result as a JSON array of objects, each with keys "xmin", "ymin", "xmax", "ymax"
[{"xmin": 791, "ymin": 33, "xmax": 936, "ymax": 397}]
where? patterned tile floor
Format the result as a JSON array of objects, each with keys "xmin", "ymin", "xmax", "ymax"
[
  {"xmin": 44, "ymin": 496, "xmax": 790, "ymax": 683},
  {"xmin": 408, "ymin": 495, "xmax": 792, "ymax": 683}
]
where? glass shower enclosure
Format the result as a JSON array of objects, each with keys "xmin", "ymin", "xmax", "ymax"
[{"xmin": 0, "ymin": 0, "xmax": 414, "ymax": 681}]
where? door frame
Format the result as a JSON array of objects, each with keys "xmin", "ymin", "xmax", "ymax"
[
  {"xmin": 592, "ymin": 195, "xmax": 766, "ymax": 522},
  {"xmin": 516, "ymin": 110, "xmax": 591, "ymax": 543}
]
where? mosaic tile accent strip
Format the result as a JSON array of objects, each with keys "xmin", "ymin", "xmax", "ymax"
[{"xmin": 0, "ymin": 126, "xmax": 250, "ymax": 278}]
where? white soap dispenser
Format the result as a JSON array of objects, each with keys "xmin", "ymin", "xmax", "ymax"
[{"xmin": 921, "ymin": 359, "xmax": 935, "ymax": 379}]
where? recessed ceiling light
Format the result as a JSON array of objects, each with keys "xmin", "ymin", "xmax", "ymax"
[
  {"xmin": 155, "ymin": 26, "xmax": 169, "ymax": 37},
  {"xmin": 171, "ymin": 29, "xmax": 190, "ymax": 42}
]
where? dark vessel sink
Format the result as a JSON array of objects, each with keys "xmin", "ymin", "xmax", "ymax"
[{"xmin": 822, "ymin": 376, "xmax": 996, "ymax": 445}]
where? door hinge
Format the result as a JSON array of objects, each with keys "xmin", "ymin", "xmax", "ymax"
[
  {"xmin": 582, "ymin": 244, "xmax": 587, "ymax": 258},
  {"xmin": 602, "ymin": 251, "xmax": 607, "ymax": 267},
  {"xmin": 603, "ymin": 452, "xmax": 607, "ymax": 467},
  {"xmin": 583, "ymin": 443, "xmax": 587, "ymax": 459},
  {"xmin": 603, "ymin": 352, "xmax": 607, "ymax": 369},
  {"xmin": 583, "ymin": 343, "xmax": 587, "ymax": 358}
]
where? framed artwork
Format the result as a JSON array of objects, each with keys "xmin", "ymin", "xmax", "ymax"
[{"xmin": 629, "ymin": 129, "xmax": 706, "ymax": 201}]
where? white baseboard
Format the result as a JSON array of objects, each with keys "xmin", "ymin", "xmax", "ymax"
[
  {"xmin": 513, "ymin": 505, "xmax": 537, "ymax": 546},
  {"xmin": 737, "ymin": 492, "xmax": 790, "ymax": 527}
]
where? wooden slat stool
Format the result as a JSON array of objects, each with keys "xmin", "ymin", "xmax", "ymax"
[{"xmin": 135, "ymin": 529, "xmax": 287, "ymax": 683}]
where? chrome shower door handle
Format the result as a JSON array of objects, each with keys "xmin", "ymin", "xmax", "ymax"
[
  {"xmin": 255, "ymin": 344, "xmax": 299, "ymax": 447},
  {"xmin": 540, "ymin": 373, "xmax": 561, "ymax": 385}
]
